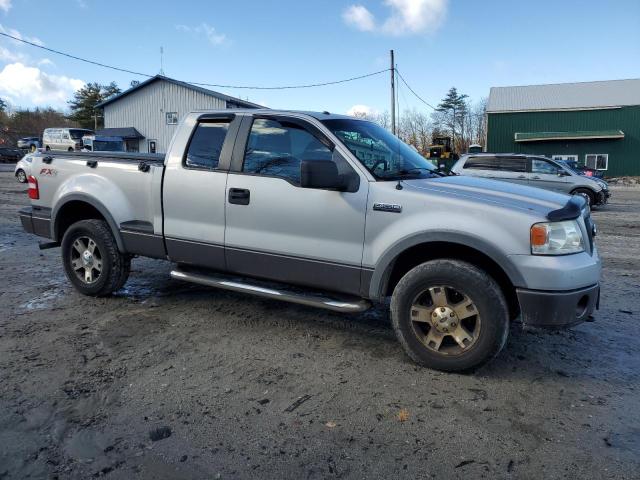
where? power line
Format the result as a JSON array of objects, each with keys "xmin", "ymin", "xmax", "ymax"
[
  {"xmin": 395, "ymin": 68, "xmax": 438, "ymax": 110},
  {"xmin": 0, "ymin": 31, "xmax": 390, "ymax": 90}
]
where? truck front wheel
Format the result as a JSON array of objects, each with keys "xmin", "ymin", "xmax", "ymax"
[
  {"xmin": 61, "ymin": 219, "xmax": 131, "ymax": 296},
  {"xmin": 390, "ymin": 259, "xmax": 508, "ymax": 372}
]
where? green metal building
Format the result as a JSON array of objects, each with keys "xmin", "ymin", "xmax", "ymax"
[{"xmin": 486, "ymin": 79, "xmax": 640, "ymax": 176}]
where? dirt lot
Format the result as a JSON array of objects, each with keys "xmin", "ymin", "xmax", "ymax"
[{"xmin": 1, "ymin": 171, "xmax": 639, "ymax": 479}]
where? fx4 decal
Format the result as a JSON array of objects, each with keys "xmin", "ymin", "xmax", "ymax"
[{"xmin": 39, "ymin": 168, "xmax": 58, "ymax": 176}]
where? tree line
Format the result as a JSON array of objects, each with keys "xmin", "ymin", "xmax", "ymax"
[
  {"xmin": 0, "ymin": 82, "xmax": 121, "ymax": 146},
  {"xmin": 353, "ymin": 87, "xmax": 487, "ymax": 156},
  {"xmin": 1, "ymin": 81, "xmax": 485, "ymax": 156}
]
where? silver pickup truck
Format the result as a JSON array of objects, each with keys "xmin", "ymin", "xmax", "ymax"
[{"xmin": 20, "ymin": 109, "xmax": 601, "ymax": 371}]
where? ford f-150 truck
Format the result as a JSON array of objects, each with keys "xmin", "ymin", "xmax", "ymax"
[{"xmin": 20, "ymin": 110, "xmax": 601, "ymax": 371}]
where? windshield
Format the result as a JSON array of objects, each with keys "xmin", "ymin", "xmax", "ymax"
[
  {"xmin": 321, "ymin": 118, "xmax": 439, "ymax": 180},
  {"xmin": 557, "ymin": 160, "xmax": 580, "ymax": 175},
  {"xmin": 70, "ymin": 129, "xmax": 92, "ymax": 140}
]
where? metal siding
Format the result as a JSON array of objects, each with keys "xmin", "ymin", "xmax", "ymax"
[
  {"xmin": 486, "ymin": 106, "xmax": 640, "ymax": 176},
  {"xmin": 487, "ymin": 79, "xmax": 640, "ymax": 112},
  {"xmin": 104, "ymin": 79, "xmax": 227, "ymax": 153}
]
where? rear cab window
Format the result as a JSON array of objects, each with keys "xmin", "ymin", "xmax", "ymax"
[{"xmin": 185, "ymin": 121, "xmax": 231, "ymax": 170}]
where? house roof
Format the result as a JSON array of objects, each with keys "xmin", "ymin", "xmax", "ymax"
[
  {"xmin": 487, "ymin": 78, "xmax": 640, "ymax": 113},
  {"xmin": 95, "ymin": 127, "xmax": 144, "ymax": 139},
  {"xmin": 96, "ymin": 75, "xmax": 264, "ymax": 109}
]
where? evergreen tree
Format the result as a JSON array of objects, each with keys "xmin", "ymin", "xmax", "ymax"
[
  {"xmin": 434, "ymin": 87, "xmax": 468, "ymax": 154},
  {"xmin": 68, "ymin": 82, "xmax": 121, "ymax": 129}
]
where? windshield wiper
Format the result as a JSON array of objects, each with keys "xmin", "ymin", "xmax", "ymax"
[{"xmin": 397, "ymin": 167, "xmax": 443, "ymax": 178}]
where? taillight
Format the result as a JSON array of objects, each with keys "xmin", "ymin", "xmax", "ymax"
[{"xmin": 27, "ymin": 175, "xmax": 39, "ymax": 199}]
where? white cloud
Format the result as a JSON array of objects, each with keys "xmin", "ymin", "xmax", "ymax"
[
  {"xmin": 342, "ymin": 5, "xmax": 375, "ymax": 32},
  {"xmin": 0, "ymin": 23, "xmax": 44, "ymax": 46},
  {"xmin": 0, "ymin": 44, "xmax": 26, "ymax": 62},
  {"xmin": 343, "ymin": 0, "xmax": 448, "ymax": 35},
  {"xmin": 0, "ymin": 0, "xmax": 11, "ymax": 13},
  {"xmin": 382, "ymin": 0, "xmax": 447, "ymax": 34},
  {"xmin": 0, "ymin": 62, "xmax": 84, "ymax": 107},
  {"xmin": 176, "ymin": 23, "xmax": 227, "ymax": 46},
  {"xmin": 347, "ymin": 104, "xmax": 378, "ymax": 117}
]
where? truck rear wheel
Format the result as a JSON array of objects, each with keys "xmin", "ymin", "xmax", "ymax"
[
  {"xmin": 61, "ymin": 219, "xmax": 130, "ymax": 296},
  {"xmin": 390, "ymin": 259, "xmax": 509, "ymax": 372}
]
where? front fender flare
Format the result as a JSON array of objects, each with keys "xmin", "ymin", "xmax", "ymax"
[{"xmin": 368, "ymin": 231, "xmax": 526, "ymax": 301}]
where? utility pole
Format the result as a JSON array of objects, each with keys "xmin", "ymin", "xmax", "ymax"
[
  {"xmin": 390, "ymin": 49, "xmax": 396, "ymax": 135},
  {"xmin": 160, "ymin": 46, "xmax": 165, "ymax": 76}
]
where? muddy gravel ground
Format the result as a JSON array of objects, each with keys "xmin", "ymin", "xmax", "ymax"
[{"xmin": 1, "ymin": 171, "xmax": 639, "ymax": 479}]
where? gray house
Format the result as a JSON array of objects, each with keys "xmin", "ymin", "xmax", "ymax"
[{"xmin": 96, "ymin": 75, "xmax": 262, "ymax": 153}]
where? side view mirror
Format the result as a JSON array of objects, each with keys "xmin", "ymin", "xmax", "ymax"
[
  {"xmin": 557, "ymin": 170, "xmax": 569, "ymax": 177},
  {"xmin": 301, "ymin": 160, "xmax": 347, "ymax": 191}
]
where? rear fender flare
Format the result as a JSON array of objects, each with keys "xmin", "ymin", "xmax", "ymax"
[{"xmin": 52, "ymin": 193, "xmax": 125, "ymax": 252}]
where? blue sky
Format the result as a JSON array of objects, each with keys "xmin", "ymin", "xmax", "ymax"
[{"xmin": 0, "ymin": 0, "xmax": 638, "ymax": 115}]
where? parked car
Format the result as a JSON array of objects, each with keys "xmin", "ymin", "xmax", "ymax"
[
  {"xmin": 558, "ymin": 159, "xmax": 605, "ymax": 179},
  {"xmin": 451, "ymin": 153, "xmax": 608, "ymax": 206},
  {"xmin": 0, "ymin": 146, "xmax": 25, "ymax": 163},
  {"xmin": 14, "ymin": 152, "xmax": 35, "ymax": 183},
  {"xmin": 81, "ymin": 135, "xmax": 125, "ymax": 152},
  {"xmin": 558, "ymin": 160, "xmax": 610, "ymax": 202},
  {"xmin": 19, "ymin": 110, "xmax": 600, "ymax": 372},
  {"xmin": 42, "ymin": 128, "xmax": 93, "ymax": 152},
  {"xmin": 17, "ymin": 137, "xmax": 41, "ymax": 152}
]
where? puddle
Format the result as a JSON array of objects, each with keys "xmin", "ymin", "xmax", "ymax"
[{"xmin": 20, "ymin": 284, "xmax": 66, "ymax": 311}]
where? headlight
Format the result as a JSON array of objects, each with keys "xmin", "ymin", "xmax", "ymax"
[{"xmin": 530, "ymin": 220, "xmax": 584, "ymax": 255}]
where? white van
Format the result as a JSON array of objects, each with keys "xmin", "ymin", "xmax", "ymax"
[{"xmin": 43, "ymin": 128, "xmax": 94, "ymax": 152}]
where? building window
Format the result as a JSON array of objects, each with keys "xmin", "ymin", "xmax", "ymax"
[
  {"xmin": 166, "ymin": 112, "xmax": 178, "ymax": 125},
  {"xmin": 552, "ymin": 154, "xmax": 578, "ymax": 163},
  {"xmin": 585, "ymin": 154, "xmax": 608, "ymax": 171}
]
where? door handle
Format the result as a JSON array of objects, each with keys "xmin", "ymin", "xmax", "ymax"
[
  {"xmin": 532, "ymin": 176, "xmax": 541, "ymax": 180},
  {"xmin": 228, "ymin": 188, "xmax": 250, "ymax": 205},
  {"xmin": 517, "ymin": 175, "xmax": 527, "ymax": 179}
]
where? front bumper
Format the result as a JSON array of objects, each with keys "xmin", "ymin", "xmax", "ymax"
[
  {"xmin": 19, "ymin": 206, "xmax": 52, "ymax": 238},
  {"xmin": 517, "ymin": 283, "xmax": 599, "ymax": 328},
  {"xmin": 596, "ymin": 189, "xmax": 610, "ymax": 205}
]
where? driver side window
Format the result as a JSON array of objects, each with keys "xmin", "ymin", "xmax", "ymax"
[
  {"xmin": 531, "ymin": 158, "xmax": 559, "ymax": 175},
  {"xmin": 243, "ymin": 118, "xmax": 333, "ymax": 185}
]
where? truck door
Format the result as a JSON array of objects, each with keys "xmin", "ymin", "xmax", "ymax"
[
  {"xmin": 163, "ymin": 113, "xmax": 240, "ymax": 269},
  {"xmin": 224, "ymin": 115, "xmax": 369, "ymax": 296}
]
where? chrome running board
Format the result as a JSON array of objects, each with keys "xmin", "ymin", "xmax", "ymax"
[{"xmin": 170, "ymin": 269, "xmax": 371, "ymax": 313}]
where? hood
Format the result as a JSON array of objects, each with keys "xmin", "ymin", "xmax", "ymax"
[{"xmin": 402, "ymin": 175, "xmax": 570, "ymax": 218}]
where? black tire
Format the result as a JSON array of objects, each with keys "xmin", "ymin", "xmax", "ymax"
[
  {"xmin": 45, "ymin": 145, "xmax": 50, "ymax": 151},
  {"xmin": 572, "ymin": 188, "xmax": 594, "ymax": 207},
  {"xmin": 390, "ymin": 259, "xmax": 509, "ymax": 372},
  {"xmin": 61, "ymin": 219, "xmax": 130, "ymax": 296},
  {"xmin": 16, "ymin": 169, "xmax": 27, "ymax": 183},
  {"xmin": 68, "ymin": 147, "xmax": 74, "ymax": 152}
]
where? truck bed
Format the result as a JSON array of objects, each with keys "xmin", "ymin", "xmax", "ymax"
[{"xmin": 27, "ymin": 151, "xmax": 167, "ymax": 255}]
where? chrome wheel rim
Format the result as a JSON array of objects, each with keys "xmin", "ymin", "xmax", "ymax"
[
  {"xmin": 70, "ymin": 236, "xmax": 103, "ymax": 284},
  {"xmin": 17, "ymin": 171, "xmax": 26, "ymax": 182},
  {"xmin": 410, "ymin": 285, "xmax": 481, "ymax": 355}
]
